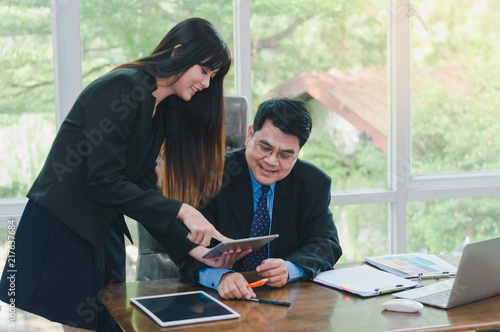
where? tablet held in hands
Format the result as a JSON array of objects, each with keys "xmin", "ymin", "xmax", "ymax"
[{"xmin": 202, "ymin": 234, "xmax": 279, "ymax": 259}]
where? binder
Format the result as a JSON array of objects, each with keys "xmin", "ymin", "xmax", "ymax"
[{"xmin": 313, "ymin": 265, "xmax": 419, "ymax": 298}]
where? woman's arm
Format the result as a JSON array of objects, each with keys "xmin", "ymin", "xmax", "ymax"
[{"xmin": 177, "ymin": 203, "xmax": 230, "ymax": 246}]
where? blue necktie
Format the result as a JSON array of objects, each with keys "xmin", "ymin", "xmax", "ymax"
[{"xmin": 241, "ymin": 185, "xmax": 271, "ymax": 272}]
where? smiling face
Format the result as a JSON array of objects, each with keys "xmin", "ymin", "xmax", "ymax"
[
  {"xmin": 245, "ymin": 119, "xmax": 300, "ymax": 185},
  {"xmin": 173, "ymin": 64, "xmax": 218, "ymax": 101},
  {"xmin": 154, "ymin": 64, "xmax": 218, "ymax": 103}
]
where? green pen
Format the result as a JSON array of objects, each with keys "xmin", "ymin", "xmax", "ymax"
[
  {"xmin": 376, "ymin": 285, "xmax": 406, "ymax": 295},
  {"xmin": 419, "ymin": 272, "xmax": 453, "ymax": 279}
]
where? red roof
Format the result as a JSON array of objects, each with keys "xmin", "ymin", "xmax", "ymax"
[{"xmin": 267, "ymin": 67, "xmax": 471, "ymax": 152}]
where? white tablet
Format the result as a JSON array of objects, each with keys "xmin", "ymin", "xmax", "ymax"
[
  {"xmin": 130, "ymin": 291, "xmax": 240, "ymax": 327},
  {"xmin": 202, "ymin": 234, "xmax": 279, "ymax": 259}
]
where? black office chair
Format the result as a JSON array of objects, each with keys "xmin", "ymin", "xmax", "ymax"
[{"xmin": 135, "ymin": 95, "xmax": 248, "ymax": 281}]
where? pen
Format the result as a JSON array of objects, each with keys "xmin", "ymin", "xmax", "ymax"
[
  {"xmin": 419, "ymin": 272, "xmax": 454, "ymax": 279},
  {"xmin": 376, "ymin": 285, "xmax": 406, "ymax": 295},
  {"xmin": 249, "ymin": 298, "xmax": 291, "ymax": 307},
  {"xmin": 246, "ymin": 278, "xmax": 268, "ymax": 288}
]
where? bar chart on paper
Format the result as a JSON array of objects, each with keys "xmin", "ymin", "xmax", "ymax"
[{"xmin": 364, "ymin": 253, "xmax": 458, "ymax": 279}]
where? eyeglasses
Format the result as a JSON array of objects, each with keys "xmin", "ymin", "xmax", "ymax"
[{"xmin": 251, "ymin": 136, "xmax": 298, "ymax": 163}]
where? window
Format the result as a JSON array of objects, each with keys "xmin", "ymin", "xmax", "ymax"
[
  {"xmin": 1, "ymin": 0, "xmax": 499, "ymax": 271},
  {"xmin": 243, "ymin": 0, "xmax": 499, "ymax": 259},
  {"xmin": 407, "ymin": 196, "xmax": 500, "ymax": 255},
  {"xmin": 79, "ymin": 0, "xmax": 235, "ymax": 91},
  {"xmin": 404, "ymin": 0, "xmax": 500, "ymax": 255},
  {"xmin": 0, "ymin": 2, "xmax": 58, "ymax": 328},
  {"xmin": 246, "ymin": 0, "xmax": 391, "ymax": 264},
  {"xmin": 333, "ymin": 203, "xmax": 388, "ymax": 262},
  {"xmin": 249, "ymin": 0, "xmax": 388, "ymax": 191},
  {"xmin": 0, "ymin": 2, "xmax": 55, "ymax": 200},
  {"xmin": 411, "ymin": 0, "xmax": 500, "ymax": 174}
]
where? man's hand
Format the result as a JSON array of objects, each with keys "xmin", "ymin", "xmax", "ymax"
[
  {"xmin": 256, "ymin": 258, "xmax": 288, "ymax": 288},
  {"xmin": 218, "ymin": 272, "xmax": 256, "ymax": 300}
]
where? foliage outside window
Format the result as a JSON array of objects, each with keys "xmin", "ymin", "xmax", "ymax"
[
  {"xmin": 408, "ymin": 0, "xmax": 500, "ymax": 253},
  {"xmin": 0, "ymin": 0, "xmax": 499, "ymax": 263},
  {"xmin": 0, "ymin": 1, "xmax": 55, "ymax": 199}
]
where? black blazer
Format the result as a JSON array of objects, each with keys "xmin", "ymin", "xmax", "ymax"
[
  {"xmin": 179, "ymin": 148, "xmax": 342, "ymax": 281},
  {"xmin": 27, "ymin": 68, "xmax": 193, "ymax": 260}
]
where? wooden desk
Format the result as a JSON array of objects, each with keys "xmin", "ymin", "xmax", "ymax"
[{"xmin": 102, "ymin": 271, "xmax": 500, "ymax": 332}]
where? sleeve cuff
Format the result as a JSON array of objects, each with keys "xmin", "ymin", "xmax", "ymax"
[
  {"xmin": 285, "ymin": 260, "xmax": 306, "ymax": 283},
  {"xmin": 197, "ymin": 268, "xmax": 234, "ymax": 291}
]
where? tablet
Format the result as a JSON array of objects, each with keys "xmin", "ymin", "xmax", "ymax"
[
  {"xmin": 202, "ymin": 234, "xmax": 279, "ymax": 259},
  {"xmin": 130, "ymin": 291, "xmax": 240, "ymax": 327}
]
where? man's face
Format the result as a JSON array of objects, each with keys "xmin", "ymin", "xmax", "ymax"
[{"xmin": 245, "ymin": 119, "xmax": 300, "ymax": 185}]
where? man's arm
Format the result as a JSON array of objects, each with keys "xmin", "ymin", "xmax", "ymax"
[
  {"xmin": 197, "ymin": 268, "xmax": 234, "ymax": 290},
  {"xmin": 282, "ymin": 174, "xmax": 342, "ymax": 279}
]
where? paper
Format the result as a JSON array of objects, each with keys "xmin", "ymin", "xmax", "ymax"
[
  {"xmin": 364, "ymin": 253, "xmax": 458, "ymax": 279},
  {"xmin": 313, "ymin": 265, "xmax": 419, "ymax": 298}
]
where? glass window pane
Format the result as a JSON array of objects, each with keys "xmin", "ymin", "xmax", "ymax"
[
  {"xmin": 0, "ymin": 2, "xmax": 55, "ymax": 199},
  {"xmin": 411, "ymin": 0, "xmax": 500, "ymax": 174},
  {"xmin": 407, "ymin": 197, "xmax": 500, "ymax": 256},
  {"xmin": 333, "ymin": 203, "xmax": 388, "ymax": 263},
  {"xmin": 79, "ymin": 0, "xmax": 235, "ymax": 93},
  {"xmin": 250, "ymin": 0, "xmax": 388, "ymax": 191}
]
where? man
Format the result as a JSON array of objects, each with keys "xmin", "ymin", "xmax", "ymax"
[{"xmin": 178, "ymin": 98, "xmax": 342, "ymax": 299}]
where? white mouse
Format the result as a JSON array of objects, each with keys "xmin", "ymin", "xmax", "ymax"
[{"xmin": 381, "ymin": 299, "xmax": 424, "ymax": 313}]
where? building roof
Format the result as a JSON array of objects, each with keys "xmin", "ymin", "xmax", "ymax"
[{"xmin": 267, "ymin": 67, "xmax": 470, "ymax": 152}]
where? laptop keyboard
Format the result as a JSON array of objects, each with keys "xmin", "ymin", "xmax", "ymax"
[{"xmin": 413, "ymin": 289, "xmax": 451, "ymax": 307}]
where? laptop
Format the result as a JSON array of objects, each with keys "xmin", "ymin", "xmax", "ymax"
[{"xmin": 393, "ymin": 236, "xmax": 500, "ymax": 309}]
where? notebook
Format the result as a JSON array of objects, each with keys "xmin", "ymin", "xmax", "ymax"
[
  {"xmin": 394, "ymin": 236, "xmax": 500, "ymax": 309},
  {"xmin": 313, "ymin": 265, "xmax": 419, "ymax": 298}
]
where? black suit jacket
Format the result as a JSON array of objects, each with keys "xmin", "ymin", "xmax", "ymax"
[
  {"xmin": 27, "ymin": 67, "xmax": 194, "ymax": 260},
  {"xmin": 179, "ymin": 148, "xmax": 342, "ymax": 281}
]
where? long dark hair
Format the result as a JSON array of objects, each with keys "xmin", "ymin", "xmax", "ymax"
[{"xmin": 115, "ymin": 18, "xmax": 231, "ymax": 207}]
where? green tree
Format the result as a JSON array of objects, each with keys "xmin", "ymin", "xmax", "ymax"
[
  {"xmin": 1, "ymin": 0, "xmax": 499, "ymax": 260},
  {"xmin": 0, "ymin": 0, "xmax": 54, "ymax": 198}
]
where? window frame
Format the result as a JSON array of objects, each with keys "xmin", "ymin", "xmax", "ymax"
[{"xmin": 1, "ymin": 0, "xmax": 500, "ymax": 255}]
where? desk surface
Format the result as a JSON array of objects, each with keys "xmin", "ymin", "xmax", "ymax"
[{"xmin": 102, "ymin": 268, "xmax": 500, "ymax": 332}]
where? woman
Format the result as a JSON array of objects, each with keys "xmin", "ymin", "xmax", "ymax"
[{"xmin": 0, "ymin": 18, "xmax": 241, "ymax": 331}]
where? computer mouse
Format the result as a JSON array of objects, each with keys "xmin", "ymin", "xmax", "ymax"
[{"xmin": 381, "ymin": 299, "xmax": 424, "ymax": 313}]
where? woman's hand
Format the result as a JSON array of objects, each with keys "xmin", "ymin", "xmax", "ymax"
[
  {"xmin": 189, "ymin": 247, "xmax": 252, "ymax": 268},
  {"xmin": 177, "ymin": 203, "xmax": 229, "ymax": 247}
]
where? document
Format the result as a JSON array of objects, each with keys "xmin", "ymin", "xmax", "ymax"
[{"xmin": 313, "ymin": 265, "xmax": 419, "ymax": 298}]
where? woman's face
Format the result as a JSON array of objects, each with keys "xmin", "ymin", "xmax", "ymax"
[{"xmin": 172, "ymin": 64, "xmax": 219, "ymax": 101}]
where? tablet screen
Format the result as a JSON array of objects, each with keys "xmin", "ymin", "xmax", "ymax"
[{"xmin": 130, "ymin": 291, "xmax": 240, "ymax": 327}]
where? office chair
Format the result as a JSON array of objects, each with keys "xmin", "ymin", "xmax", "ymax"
[{"xmin": 135, "ymin": 95, "xmax": 248, "ymax": 281}]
